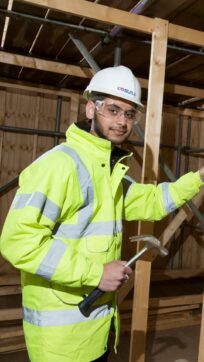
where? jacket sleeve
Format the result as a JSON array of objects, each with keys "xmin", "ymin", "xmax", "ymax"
[
  {"xmin": 123, "ymin": 171, "xmax": 204, "ymax": 221},
  {"xmin": 0, "ymin": 151, "xmax": 103, "ymax": 288}
]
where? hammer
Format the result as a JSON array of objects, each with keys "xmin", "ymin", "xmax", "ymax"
[{"xmin": 78, "ymin": 235, "xmax": 168, "ymax": 317}]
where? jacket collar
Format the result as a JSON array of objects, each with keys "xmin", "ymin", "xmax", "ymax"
[{"xmin": 66, "ymin": 122, "xmax": 130, "ymax": 159}]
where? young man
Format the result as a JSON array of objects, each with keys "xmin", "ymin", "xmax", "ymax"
[{"xmin": 1, "ymin": 66, "xmax": 204, "ymax": 362}]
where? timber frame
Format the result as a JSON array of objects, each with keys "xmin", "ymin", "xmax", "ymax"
[{"xmin": 0, "ymin": 1, "xmax": 204, "ymax": 361}]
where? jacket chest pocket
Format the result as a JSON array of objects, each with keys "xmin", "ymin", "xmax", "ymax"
[{"xmin": 85, "ymin": 236, "xmax": 115, "ymax": 263}]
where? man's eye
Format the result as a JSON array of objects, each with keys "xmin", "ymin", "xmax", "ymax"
[
  {"xmin": 126, "ymin": 112, "xmax": 136, "ymax": 120},
  {"xmin": 108, "ymin": 106, "xmax": 119, "ymax": 115}
]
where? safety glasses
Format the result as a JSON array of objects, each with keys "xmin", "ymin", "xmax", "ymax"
[{"xmin": 95, "ymin": 100, "xmax": 141, "ymax": 123}]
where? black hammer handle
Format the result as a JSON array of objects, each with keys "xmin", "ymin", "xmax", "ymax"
[
  {"xmin": 78, "ymin": 287, "xmax": 104, "ymax": 317},
  {"xmin": 78, "ymin": 246, "xmax": 149, "ymax": 317}
]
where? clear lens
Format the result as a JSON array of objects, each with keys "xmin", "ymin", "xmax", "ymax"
[{"xmin": 95, "ymin": 100, "xmax": 141, "ymax": 123}]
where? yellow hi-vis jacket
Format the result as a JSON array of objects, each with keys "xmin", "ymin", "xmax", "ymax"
[{"xmin": 0, "ymin": 123, "xmax": 203, "ymax": 362}]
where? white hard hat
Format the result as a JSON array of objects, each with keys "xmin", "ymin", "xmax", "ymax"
[{"xmin": 83, "ymin": 65, "xmax": 143, "ymax": 108}]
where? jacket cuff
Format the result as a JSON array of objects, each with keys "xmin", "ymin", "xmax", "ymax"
[{"xmin": 195, "ymin": 170, "xmax": 204, "ymax": 187}]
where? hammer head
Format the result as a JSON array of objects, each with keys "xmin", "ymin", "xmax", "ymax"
[{"xmin": 129, "ymin": 234, "xmax": 168, "ymax": 257}]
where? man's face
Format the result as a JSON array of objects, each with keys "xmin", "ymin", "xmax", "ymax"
[{"xmin": 86, "ymin": 97, "xmax": 139, "ymax": 145}]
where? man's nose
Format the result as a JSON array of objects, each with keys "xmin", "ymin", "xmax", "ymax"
[{"xmin": 117, "ymin": 112, "xmax": 128, "ymax": 125}]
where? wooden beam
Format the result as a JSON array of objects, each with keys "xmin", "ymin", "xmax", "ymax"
[
  {"xmin": 0, "ymin": 273, "xmax": 21, "ymax": 285},
  {"xmin": 120, "ymin": 293, "xmax": 203, "ymax": 311},
  {"xmin": 147, "ymin": 310, "xmax": 201, "ymax": 331},
  {"xmin": 20, "ymin": 0, "xmax": 154, "ymax": 35},
  {"xmin": 163, "ymin": 105, "xmax": 204, "ymax": 119},
  {"xmin": 0, "ymin": 51, "xmax": 93, "ymax": 78},
  {"xmin": 151, "ymin": 268, "xmax": 204, "ymax": 281},
  {"xmin": 0, "ymin": 326, "xmax": 24, "ymax": 340},
  {"xmin": 129, "ymin": 260, "xmax": 151, "ymax": 362},
  {"xmin": 1, "ymin": 67, "xmax": 204, "ymax": 102},
  {"xmin": 129, "ymin": 18, "xmax": 168, "ymax": 362},
  {"xmin": 0, "ymin": 285, "xmax": 21, "ymax": 296},
  {"xmin": 20, "ymin": 0, "xmax": 204, "ymax": 48},
  {"xmin": 149, "ymin": 294, "xmax": 203, "ymax": 308},
  {"xmin": 69, "ymin": 94, "xmax": 80, "ymax": 124},
  {"xmin": 198, "ymin": 293, "xmax": 204, "ymax": 362},
  {"xmin": 0, "ymin": 78, "xmax": 84, "ymax": 99},
  {"xmin": 169, "ymin": 22, "xmax": 204, "ymax": 48},
  {"xmin": 0, "ymin": 308, "xmax": 22, "ymax": 321}
]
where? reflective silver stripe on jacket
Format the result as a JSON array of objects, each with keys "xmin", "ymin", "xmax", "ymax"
[
  {"xmin": 11, "ymin": 192, "xmax": 61, "ymax": 222},
  {"xmin": 59, "ymin": 145, "xmax": 94, "ymax": 227},
  {"xmin": 23, "ymin": 304, "xmax": 113, "ymax": 326},
  {"xmin": 55, "ymin": 220, "xmax": 123, "ymax": 239},
  {"xmin": 161, "ymin": 182, "xmax": 177, "ymax": 213},
  {"xmin": 36, "ymin": 239, "xmax": 67, "ymax": 279},
  {"xmin": 56, "ymin": 144, "xmax": 122, "ymax": 236}
]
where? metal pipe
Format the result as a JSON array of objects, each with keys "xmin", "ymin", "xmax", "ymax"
[
  {"xmin": 69, "ymin": 33, "xmax": 100, "ymax": 73},
  {"xmin": 54, "ymin": 96, "xmax": 62, "ymax": 146},
  {"xmin": 0, "ymin": 125, "xmax": 65, "ymax": 137},
  {"xmin": 0, "ymin": 9, "xmax": 108, "ymax": 36},
  {"xmin": 104, "ymin": 0, "xmax": 155, "ymax": 40},
  {"xmin": 0, "ymin": 176, "xmax": 18, "ymax": 195},
  {"xmin": 114, "ymin": 38, "xmax": 122, "ymax": 66},
  {"xmin": 126, "ymin": 139, "xmax": 178, "ymax": 150},
  {"xmin": 178, "ymin": 97, "xmax": 204, "ymax": 107},
  {"xmin": 183, "ymin": 147, "xmax": 204, "ymax": 154}
]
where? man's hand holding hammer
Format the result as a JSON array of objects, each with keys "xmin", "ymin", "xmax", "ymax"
[{"xmin": 98, "ymin": 261, "xmax": 133, "ymax": 292}]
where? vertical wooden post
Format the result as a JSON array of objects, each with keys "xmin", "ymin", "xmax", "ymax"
[
  {"xmin": 32, "ymin": 95, "xmax": 40, "ymax": 161},
  {"xmin": 129, "ymin": 18, "xmax": 168, "ymax": 362},
  {"xmin": 0, "ymin": 90, "xmax": 6, "ymax": 172},
  {"xmin": 129, "ymin": 261, "xmax": 151, "ymax": 362},
  {"xmin": 198, "ymin": 292, "xmax": 204, "ymax": 362},
  {"xmin": 70, "ymin": 94, "xmax": 80, "ymax": 124}
]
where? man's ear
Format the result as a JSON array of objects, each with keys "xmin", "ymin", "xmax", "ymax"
[{"xmin": 85, "ymin": 100, "xmax": 95, "ymax": 119}]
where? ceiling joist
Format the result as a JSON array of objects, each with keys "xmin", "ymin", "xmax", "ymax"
[
  {"xmin": 0, "ymin": 51, "xmax": 94, "ymax": 78},
  {"xmin": 20, "ymin": 0, "xmax": 204, "ymax": 48}
]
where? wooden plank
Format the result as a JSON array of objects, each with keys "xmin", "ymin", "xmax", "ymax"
[
  {"xmin": 69, "ymin": 94, "xmax": 80, "ymax": 124},
  {"xmin": 121, "ymin": 310, "xmax": 201, "ymax": 332},
  {"xmin": 0, "ymin": 90, "xmax": 6, "ymax": 174},
  {"xmin": 151, "ymin": 268, "xmax": 204, "ymax": 281},
  {"xmin": 129, "ymin": 260, "xmax": 151, "ymax": 362},
  {"xmin": 0, "ymin": 338, "xmax": 26, "ymax": 353},
  {"xmin": 198, "ymin": 293, "xmax": 204, "ymax": 362},
  {"xmin": 0, "ymin": 78, "xmax": 83, "ymax": 99},
  {"xmin": 0, "ymin": 273, "xmax": 21, "ymax": 285},
  {"xmin": 20, "ymin": 0, "xmax": 154, "ymax": 35},
  {"xmin": 149, "ymin": 304, "xmax": 200, "ymax": 315},
  {"xmin": 0, "ymin": 51, "xmax": 93, "ymax": 78},
  {"xmin": 0, "ymin": 285, "xmax": 21, "ymax": 296},
  {"xmin": 0, "ymin": 326, "xmax": 24, "ymax": 339},
  {"xmin": 169, "ymin": 22, "xmax": 204, "ymax": 48},
  {"xmin": 1, "ymin": 76, "xmax": 204, "ymax": 104},
  {"xmin": 0, "ymin": 308, "xmax": 22, "ymax": 321},
  {"xmin": 32, "ymin": 95, "xmax": 40, "ymax": 161},
  {"xmin": 121, "ymin": 304, "xmax": 200, "ymax": 319},
  {"xmin": 120, "ymin": 294, "xmax": 202, "ymax": 311},
  {"xmin": 163, "ymin": 105, "xmax": 204, "ymax": 119},
  {"xmin": 149, "ymin": 294, "xmax": 203, "ymax": 308},
  {"xmin": 20, "ymin": 0, "xmax": 204, "ymax": 48},
  {"xmin": 129, "ymin": 18, "xmax": 168, "ymax": 362}
]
